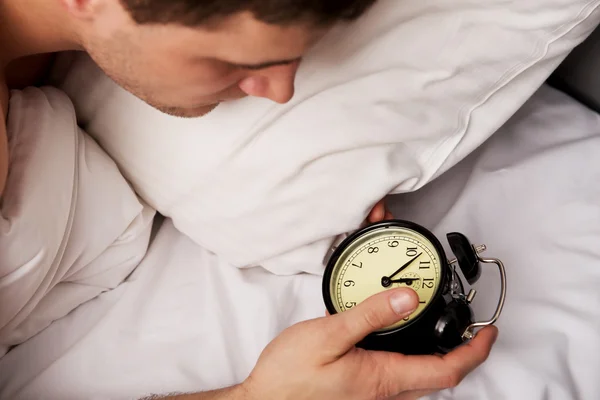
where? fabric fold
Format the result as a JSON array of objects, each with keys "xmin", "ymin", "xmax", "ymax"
[{"xmin": 0, "ymin": 86, "xmax": 155, "ymax": 356}]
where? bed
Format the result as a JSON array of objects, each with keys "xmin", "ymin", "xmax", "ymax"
[
  {"xmin": 2, "ymin": 1, "xmax": 600, "ymax": 399},
  {"xmin": 1, "ymin": 81, "xmax": 600, "ymax": 400}
]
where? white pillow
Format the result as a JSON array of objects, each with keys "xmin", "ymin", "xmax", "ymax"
[
  {"xmin": 0, "ymin": 87, "xmax": 155, "ymax": 355},
  {"xmin": 51, "ymin": 0, "xmax": 600, "ymax": 275}
]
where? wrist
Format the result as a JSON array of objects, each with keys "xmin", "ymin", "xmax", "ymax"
[{"xmin": 233, "ymin": 380, "xmax": 255, "ymax": 400}]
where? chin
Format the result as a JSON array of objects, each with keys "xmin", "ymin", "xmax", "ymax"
[
  {"xmin": 148, "ymin": 103, "xmax": 219, "ymax": 118},
  {"xmin": 149, "ymin": 94, "xmax": 248, "ymax": 118}
]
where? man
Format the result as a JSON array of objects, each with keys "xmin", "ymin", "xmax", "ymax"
[{"xmin": 0, "ymin": 1, "xmax": 498, "ymax": 399}]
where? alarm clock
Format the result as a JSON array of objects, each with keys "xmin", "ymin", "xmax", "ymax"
[{"xmin": 322, "ymin": 219, "xmax": 506, "ymax": 355}]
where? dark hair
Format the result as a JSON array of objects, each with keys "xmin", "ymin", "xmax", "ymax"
[{"xmin": 119, "ymin": 0, "xmax": 378, "ymax": 27}]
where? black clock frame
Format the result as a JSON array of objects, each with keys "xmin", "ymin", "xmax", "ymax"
[{"xmin": 322, "ymin": 219, "xmax": 463, "ymax": 355}]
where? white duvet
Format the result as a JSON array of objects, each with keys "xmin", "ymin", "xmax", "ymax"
[{"xmin": 1, "ymin": 84, "xmax": 598, "ymax": 400}]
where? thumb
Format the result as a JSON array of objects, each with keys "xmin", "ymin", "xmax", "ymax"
[{"xmin": 327, "ymin": 288, "xmax": 419, "ymax": 354}]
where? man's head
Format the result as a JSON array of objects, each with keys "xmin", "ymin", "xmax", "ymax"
[{"xmin": 64, "ymin": 0, "xmax": 376, "ymax": 117}]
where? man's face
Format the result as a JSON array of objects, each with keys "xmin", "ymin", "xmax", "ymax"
[{"xmin": 79, "ymin": 1, "xmax": 328, "ymax": 117}]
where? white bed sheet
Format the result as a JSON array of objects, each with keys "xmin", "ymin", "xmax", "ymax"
[{"xmin": 1, "ymin": 84, "xmax": 600, "ymax": 400}]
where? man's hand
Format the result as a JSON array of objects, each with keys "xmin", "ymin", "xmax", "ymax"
[
  {"xmin": 243, "ymin": 287, "xmax": 498, "ymax": 400},
  {"xmin": 368, "ymin": 198, "xmax": 394, "ymax": 223}
]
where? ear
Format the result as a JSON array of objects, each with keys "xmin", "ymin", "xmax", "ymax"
[{"xmin": 59, "ymin": 0, "xmax": 105, "ymax": 20}]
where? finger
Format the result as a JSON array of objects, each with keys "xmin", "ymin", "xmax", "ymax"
[
  {"xmin": 368, "ymin": 200, "xmax": 386, "ymax": 223},
  {"xmin": 434, "ymin": 325, "xmax": 498, "ymax": 384},
  {"xmin": 378, "ymin": 325, "xmax": 498, "ymax": 392},
  {"xmin": 325, "ymin": 288, "xmax": 419, "ymax": 354},
  {"xmin": 384, "ymin": 211, "xmax": 394, "ymax": 220}
]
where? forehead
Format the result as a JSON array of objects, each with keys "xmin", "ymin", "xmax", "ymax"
[{"xmin": 141, "ymin": 12, "xmax": 327, "ymax": 64}]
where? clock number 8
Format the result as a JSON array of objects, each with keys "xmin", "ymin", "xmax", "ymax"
[{"xmin": 368, "ymin": 246, "xmax": 379, "ymax": 254}]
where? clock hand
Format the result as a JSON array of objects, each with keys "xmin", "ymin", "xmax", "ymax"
[
  {"xmin": 381, "ymin": 252, "xmax": 422, "ymax": 287},
  {"xmin": 388, "ymin": 253, "xmax": 422, "ymax": 280},
  {"xmin": 389, "ymin": 278, "xmax": 419, "ymax": 284}
]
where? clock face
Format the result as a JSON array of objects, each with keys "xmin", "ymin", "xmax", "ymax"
[{"xmin": 325, "ymin": 222, "xmax": 445, "ymax": 332}]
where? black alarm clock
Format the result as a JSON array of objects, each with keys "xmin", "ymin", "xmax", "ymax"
[{"xmin": 322, "ymin": 219, "xmax": 506, "ymax": 355}]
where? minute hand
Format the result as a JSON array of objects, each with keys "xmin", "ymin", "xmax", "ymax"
[{"xmin": 386, "ymin": 252, "xmax": 422, "ymax": 280}]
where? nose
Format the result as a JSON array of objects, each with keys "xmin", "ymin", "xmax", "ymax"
[{"xmin": 238, "ymin": 61, "xmax": 299, "ymax": 104}]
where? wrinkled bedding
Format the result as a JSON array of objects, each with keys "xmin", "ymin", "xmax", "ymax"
[
  {"xmin": 1, "ymin": 84, "xmax": 598, "ymax": 400},
  {"xmin": 0, "ymin": 87, "xmax": 154, "ymax": 357}
]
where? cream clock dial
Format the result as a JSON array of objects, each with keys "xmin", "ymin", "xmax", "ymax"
[
  {"xmin": 327, "ymin": 224, "xmax": 443, "ymax": 332},
  {"xmin": 323, "ymin": 219, "xmax": 507, "ymax": 356}
]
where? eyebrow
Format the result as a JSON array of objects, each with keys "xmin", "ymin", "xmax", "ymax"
[{"xmin": 230, "ymin": 57, "xmax": 302, "ymax": 70}]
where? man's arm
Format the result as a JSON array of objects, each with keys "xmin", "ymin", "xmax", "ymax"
[
  {"xmin": 0, "ymin": 53, "xmax": 56, "ymax": 198},
  {"xmin": 140, "ymin": 385, "xmax": 247, "ymax": 400},
  {"xmin": 136, "ymin": 287, "xmax": 496, "ymax": 400},
  {"xmin": 0, "ymin": 79, "xmax": 9, "ymax": 198}
]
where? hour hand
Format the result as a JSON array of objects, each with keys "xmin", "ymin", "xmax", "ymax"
[{"xmin": 389, "ymin": 278, "xmax": 418, "ymax": 284}]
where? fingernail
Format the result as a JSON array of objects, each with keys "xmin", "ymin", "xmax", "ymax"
[{"xmin": 390, "ymin": 290, "xmax": 417, "ymax": 315}]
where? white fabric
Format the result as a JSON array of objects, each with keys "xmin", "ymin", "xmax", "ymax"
[
  {"xmin": 51, "ymin": 0, "xmax": 600, "ymax": 276},
  {"xmin": 2, "ymin": 84, "xmax": 599, "ymax": 400},
  {"xmin": 391, "ymin": 85, "xmax": 600, "ymax": 400},
  {"xmin": 0, "ymin": 86, "xmax": 155, "ymax": 357}
]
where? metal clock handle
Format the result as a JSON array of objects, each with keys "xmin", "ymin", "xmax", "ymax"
[{"xmin": 461, "ymin": 247, "xmax": 507, "ymax": 340}]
